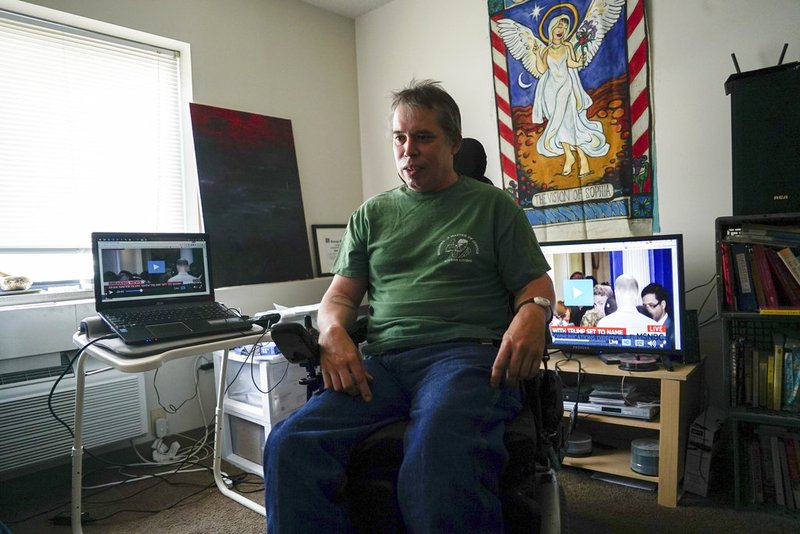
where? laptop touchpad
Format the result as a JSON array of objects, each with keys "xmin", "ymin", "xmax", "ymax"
[{"xmin": 147, "ymin": 322, "xmax": 193, "ymax": 337}]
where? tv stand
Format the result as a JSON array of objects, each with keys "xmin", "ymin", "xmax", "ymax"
[{"xmin": 550, "ymin": 354, "xmax": 703, "ymax": 507}]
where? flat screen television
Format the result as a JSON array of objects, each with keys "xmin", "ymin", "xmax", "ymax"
[{"xmin": 539, "ymin": 234, "xmax": 686, "ymax": 361}]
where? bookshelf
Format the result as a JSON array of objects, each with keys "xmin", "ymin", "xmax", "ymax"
[{"xmin": 716, "ymin": 213, "xmax": 800, "ymax": 512}]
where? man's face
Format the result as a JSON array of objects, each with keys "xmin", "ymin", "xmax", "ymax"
[
  {"xmin": 392, "ymin": 103, "xmax": 460, "ymax": 193},
  {"xmin": 642, "ymin": 293, "xmax": 666, "ymax": 321}
]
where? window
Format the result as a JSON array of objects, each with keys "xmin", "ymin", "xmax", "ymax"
[{"xmin": 0, "ymin": 1, "xmax": 197, "ymax": 291}]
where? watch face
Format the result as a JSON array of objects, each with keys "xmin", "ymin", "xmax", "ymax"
[{"xmin": 532, "ymin": 297, "xmax": 552, "ymax": 323}]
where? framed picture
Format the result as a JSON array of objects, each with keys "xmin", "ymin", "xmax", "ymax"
[{"xmin": 312, "ymin": 224, "xmax": 347, "ymax": 277}]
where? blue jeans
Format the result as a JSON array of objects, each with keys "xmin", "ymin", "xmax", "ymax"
[{"xmin": 263, "ymin": 342, "xmax": 522, "ymax": 533}]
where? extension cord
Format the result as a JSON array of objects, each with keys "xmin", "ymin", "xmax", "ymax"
[{"xmin": 152, "ymin": 438, "xmax": 181, "ymax": 463}]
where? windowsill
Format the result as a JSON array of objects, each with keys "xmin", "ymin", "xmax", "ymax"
[{"xmin": 0, "ymin": 287, "xmax": 94, "ymax": 310}]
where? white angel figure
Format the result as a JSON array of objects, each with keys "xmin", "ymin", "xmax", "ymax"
[{"xmin": 497, "ymin": 0, "xmax": 624, "ymax": 178}]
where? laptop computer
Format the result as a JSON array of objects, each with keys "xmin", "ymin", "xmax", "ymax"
[{"xmin": 92, "ymin": 232, "xmax": 252, "ymax": 344}]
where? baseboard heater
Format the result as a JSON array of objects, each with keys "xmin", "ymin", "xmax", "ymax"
[{"xmin": 0, "ymin": 366, "xmax": 147, "ymax": 476}]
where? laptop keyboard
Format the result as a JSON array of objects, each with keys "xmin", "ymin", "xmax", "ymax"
[{"xmin": 105, "ymin": 303, "xmax": 237, "ymax": 328}]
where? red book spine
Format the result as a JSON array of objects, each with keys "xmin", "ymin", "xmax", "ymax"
[
  {"xmin": 765, "ymin": 247, "xmax": 800, "ymax": 307},
  {"xmin": 752, "ymin": 244, "xmax": 780, "ymax": 308},
  {"xmin": 720, "ymin": 241, "xmax": 737, "ymax": 311}
]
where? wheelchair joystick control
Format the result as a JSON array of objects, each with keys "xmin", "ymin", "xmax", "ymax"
[{"xmin": 271, "ymin": 316, "xmax": 322, "ymax": 400}]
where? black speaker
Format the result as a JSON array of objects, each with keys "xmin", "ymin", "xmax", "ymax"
[
  {"xmin": 725, "ymin": 62, "xmax": 800, "ymax": 216},
  {"xmin": 682, "ymin": 309, "xmax": 700, "ymax": 364}
]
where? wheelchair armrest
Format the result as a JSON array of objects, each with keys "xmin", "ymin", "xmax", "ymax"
[
  {"xmin": 271, "ymin": 316, "xmax": 368, "ymax": 366},
  {"xmin": 270, "ymin": 322, "xmax": 320, "ymax": 365}
]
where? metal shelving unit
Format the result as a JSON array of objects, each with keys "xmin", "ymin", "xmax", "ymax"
[{"xmin": 716, "ymin": 213, "xmax": 800, "ymax": 511}]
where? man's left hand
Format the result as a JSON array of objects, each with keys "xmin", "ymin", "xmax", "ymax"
[{"xmin": 490, "ymin": 303, "xmax": 547, "ymax": 387}]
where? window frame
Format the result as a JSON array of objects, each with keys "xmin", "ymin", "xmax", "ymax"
[{"xmin": 0, "ymin": 0, "xmax": 199, "ymax": 306}]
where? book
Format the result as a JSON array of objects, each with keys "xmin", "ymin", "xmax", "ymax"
[
  {"xmin": 731, "ymin": 242, "xmax": 759, "ymax": 312},
  {"xmin": 750, "ymin": 438, "xmax": 764, "ymax": 503},
  {"xmin": 767, "ymin": 350, "xmax": 776, "ymax": 410},
  {"xmin": 758, "ymin": 308, "xmax": 800, "ymax": 316},
  {"xmin": 756, "ymin": 427, "xmax": 800, "ymax": 506},
  {"xmin": 773, "ymin": 333, "xmax": 785, "ymax": 412},
  {"xmin": 742, "ymin": 222, "xmax": 800, "ymax": 235},
  {"xmin": 720, "ymin": 241, "xmax": 737, "ymax": 311},
  {"xmin": 739, "ymin": 223, "xmax": 800, "ymax": 248},
  {"xmin": 784, "ymin": 339, "xmax": 800, "ymax": 412},
  {"xmin": 790, "ymin": 437, "xmax": 800, "ymax": 478},
  {"xmin": 786, "ymin": 439, "xmax": 800, "ymax": 483},
  {"xmin": 792, "ymin": 438, "xmax": 800, "ymax": 506},
  {"xmin": 759, "ymin": 351, "xmax": 769, "ymax": 408},
  {"xmin": 771, "ymin": 435, "xmax": 786, "ymax": 505},
  {"xmin": 759, "ymin": 431, "xmax": 776, "ymax": 502},
  {"xmin": 777, "ymin": 247, "xmax": 800, "ymax": 286},
  {"xmin": 743, "ymin": 342, "xmax": 753, "ymax": 406},
  {"xmin": 764, "ymin": 247, "xmax": 800, "ymax": 307},
  {"xmin": 750, "ymin": 252, "xmax": 768, "ymax": 308},
  {"xmin": 752, "ymin": 244, "xmax": 780, "ymax": 308},
  {"xmin": 778, "ymin": 436, "xmax": 796, "ymax": 509},
  {"xmin": 730, "ymin": 338, "xmax": 741, "ymax": 406},
  {"xmin": 752, "ymin": 347, "xmax": 761, "ymax": 408}
]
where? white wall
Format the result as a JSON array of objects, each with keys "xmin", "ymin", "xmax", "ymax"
[{"xmin": 354, "ymin": 0, "xmax": 800, "ymax": 409}]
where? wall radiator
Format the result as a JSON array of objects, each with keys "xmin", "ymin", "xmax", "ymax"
[{"xmin": 0, "ymin": 369, "xmax": 147, "ymax": 476}]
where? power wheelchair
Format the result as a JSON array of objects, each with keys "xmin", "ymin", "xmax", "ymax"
[{"xmin": 269, "ymin": 316, "xmax": 567, "ymax": 534}]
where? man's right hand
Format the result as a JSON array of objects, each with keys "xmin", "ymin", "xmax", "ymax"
[{"xmin": 318, "ymin": 322, "xmax": 373, "ymax": 402}]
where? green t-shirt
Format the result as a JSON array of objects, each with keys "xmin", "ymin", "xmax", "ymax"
[{"xmin": 333, "ymin": 176, "xmax": 550, "ymax": 355}]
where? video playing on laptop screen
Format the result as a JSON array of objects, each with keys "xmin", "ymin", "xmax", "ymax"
[
  {"xmin": 539, "ymin": 234, "xmax": 685, "ymax": 356},
  {"xmin": 95, "ymin": 235, "xmax": 212, "ymax": 304}
]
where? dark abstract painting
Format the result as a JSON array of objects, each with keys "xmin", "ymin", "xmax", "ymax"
[{"xmin": 190, "ymin": 103, "xmax": 313, "ymax": 288}]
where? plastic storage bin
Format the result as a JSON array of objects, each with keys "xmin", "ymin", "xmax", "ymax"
[{"xmin": 213, "ymin": 346, "xmax": 307, "ymax": 475}]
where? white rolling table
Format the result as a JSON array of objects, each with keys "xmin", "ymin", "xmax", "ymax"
[{"xmin": 70, "ymin": 328, "xmax": 269, "ymax": 534}]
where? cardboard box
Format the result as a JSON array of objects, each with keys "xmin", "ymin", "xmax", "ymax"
[
  {"xmin": 683, "ymin": 408, "xmax": 725, "ymax": 496},
  {"xmin": 687, "ymin": 407, "xmax": 725, "ymax": 450}
]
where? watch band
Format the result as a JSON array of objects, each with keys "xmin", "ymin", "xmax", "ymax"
[{"xmin": 515, "ymin": 297, "xmax": 553, "ymax": 323}]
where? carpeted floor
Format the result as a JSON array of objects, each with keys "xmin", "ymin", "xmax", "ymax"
[{"xmin": 2, "ymin": 439, "xmax": 799, "ymax": 533}]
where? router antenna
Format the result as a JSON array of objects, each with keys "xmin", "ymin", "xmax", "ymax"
[
  {"xmin": 778, "ymin": 43, "xmax": 788, "ymax": 65},
  {"xmin": 731, "ymin": 52, "xmax": 741, "ymax": 73}
]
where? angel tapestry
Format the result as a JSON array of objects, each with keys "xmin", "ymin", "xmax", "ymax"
[{"xmin": 488, "ymin": 0, "xmax": 656, "ymax": 240}]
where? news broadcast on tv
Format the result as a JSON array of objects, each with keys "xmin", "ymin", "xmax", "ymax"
[{"xmin": 539, "ymin": 235, "xmax": 685, "ymax": 356}]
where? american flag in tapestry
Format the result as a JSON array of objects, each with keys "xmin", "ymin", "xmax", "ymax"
[{"xmin": 488, "ymin": 0, "xmax": 656, "ymax": 240}]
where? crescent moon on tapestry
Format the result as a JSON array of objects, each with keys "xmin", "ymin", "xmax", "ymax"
[{"xmin": 518, "ymin": 72, "xmax": 532, "ymax": 89}]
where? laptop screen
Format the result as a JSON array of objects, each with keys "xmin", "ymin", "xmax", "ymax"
[{"xmin": 92, "ymin": 232, "xmax": 214, "ymax": 308}]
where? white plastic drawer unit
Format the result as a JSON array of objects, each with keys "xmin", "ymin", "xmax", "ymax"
[{"xmin": 213, "ymin": 347, "xmax": 307, "ymax": 475}]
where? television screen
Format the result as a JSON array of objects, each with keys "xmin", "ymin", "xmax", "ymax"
[{"xmin": 539, "ymin": 234, "xmax": 685, "ymax": 359}]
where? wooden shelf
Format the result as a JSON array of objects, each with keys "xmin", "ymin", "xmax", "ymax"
[
  {"xmin": 563, "ymin": 448, "xmax": 657, "ymax": 482},
  {"xmin": 550, "ymin": 354, "xmax": 703, "ymax": 507},
  {"xmin": 565, "ymin": 410, "xmax": 660, "ymax": 430}
]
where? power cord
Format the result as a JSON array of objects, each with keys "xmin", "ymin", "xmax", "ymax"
[
  {"xmin": 223, "ymin": 317, "xmax": 292, "ymax": 396},
  {"xmin": 47, "ymin": 334, "xmax": 119, "ymax": 446},
  {"xmin": 555, "ymin": 357, "xmax": 585, "ymax": 436}
]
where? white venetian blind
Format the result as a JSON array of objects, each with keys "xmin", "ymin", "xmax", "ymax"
[{"xmin": 0, "ymin": 7, "xmax": 192, "ymax": 284}]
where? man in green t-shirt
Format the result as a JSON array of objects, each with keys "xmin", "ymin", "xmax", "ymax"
[{"xmin": 264, "ymin": 80, "xmax": 554, "ymax": 533}]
